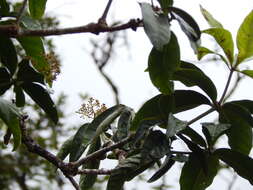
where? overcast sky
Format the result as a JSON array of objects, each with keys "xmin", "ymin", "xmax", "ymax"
[{"xmin": 45, "ymin": 1, "xmax": 253, "ymax": 189}]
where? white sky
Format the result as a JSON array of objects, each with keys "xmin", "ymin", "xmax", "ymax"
[{"xmin": 44, "ymin": 0, "xmax": 253, "ymax": 189}]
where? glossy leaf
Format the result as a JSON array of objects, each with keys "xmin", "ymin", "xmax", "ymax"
[
  {"xmin": 200, "ymin": 5, "xmax": 223, "ymax": 28},
  {"xmin": 141, "ymin": 130, "xmax": 171, "ymax": 160},
  {"xmin": 56, "ymin": 136, "xmax": 74, "ymax": 161},
  {"xmin": 236, "ymin": 10, "xmax": 253, "ymax": 64},
  {"xmin": 140, "ymin": 3, "xmax": 171, "ymax": 50},
  {"xmin": 179, "ymin": 127, "xmax": 207, "ymax": 148},
  {"xmin": 203, "ymin": 28, "xmax": 234, "ymax": 64},
  {"xmin": 180, "ymin": 153, "xmax": 219, "ymax": 190},
  {"xmin": 170, "ymin": 7, "xmax": 201, "ymax": 53},
  {"xmin": 173, "ymin": 68, "xmax": 217, "ymax": 101},
  {"xmin": 0, "ymin": 98, "xmax": 21, "ymax": 150},
  {"xmin": 17, "ymin": 59, "xmax": 45, "ymax": 84},
  {"xmin": 13, "ymin": 85, "xmax": 25, "ymax": 107},
  {"xmin": 21, "ymin": 82, "xmax": 58, "ymax": 124},
  {"xmin": 220, "ymin": 103, "xmax": 253, "ymax": 155},
  {"xmin": 29, "ymin": 0, "xmax": 47, "ymax": 19},
  {"xmin": 148, "ymin": 32, "xmax": 180, "ymax": 94},
  {"xmin": 197, "ymin": 46, "xmax": 228, "ymax": 64},
  {"xmin": 202, "ymin": 122, "xmax": 230, "ymax": 147},
  {"xmin": 148, "ymin": 155, "xmax": 175, "ymax": 182},
  {"xmin": 0, "ymin": 34, "xmax": 17, "ymax": 75},
  {"xmin": 0, "ymin": 67, "xmax": 11, "ymax": 95},
  {"xmin": 79, "ymin": 137, "xmax": 101, "ymax": 190},
  {"xmin": 215, "ymin": 148, "xmax": 253, "ymax": 184},
  {"xmin": 166, "ymin": 113, "xmax": 187, "ymax": 137}
]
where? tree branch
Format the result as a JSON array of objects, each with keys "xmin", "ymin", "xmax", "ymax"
[
  {"xmin": 219, "ymin": 69, "xmax": 234, "ymax": 104},
  {"xmin": 0, "ymin": 19, "xmax": 142, "ymax": 37},
  {"xmin": 77, "ymin": 168, "xmax": 117, "ymax": 175},
  {"xmin": 99, "ymin": 0, "xmax": 113, "ymax": 23},
  {"xmin": 65, "ymin": 175, "xmax": 80, "ymax": 190}
]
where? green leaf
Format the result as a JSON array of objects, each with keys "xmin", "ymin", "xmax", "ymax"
[
  {"xmin": 199, "ymin": 5, "xmax": 223, "ymax": 28},
  {"xmin": 236, "ymin": 10, "xmax": 253, "ymax": 64},
  {"xmin": 0, "ymin": 0, "xmax": 10, "ymax": 16},
  {"xmin": 229, "ymin": 99, "xmax": 253, "ymax": 113},
  {"xmin": 140, "ymin": 3, "xmax": 171, "ymax": 50},
  {"xmin": 0, "ymin": 98, "xmax": 21, "ymax": 150},
  {"xmin": 17, "ymin": 59, "xmax": 45, "ymax": 84},
  {"xmin": 0, "ymin": 67, "xmax": 12, "ymax": 95},
  {"xmin": 220, "ymin": 103, "xmax": 253, "ymax": 155},
  {"xmin": 20, "ymin": 15, "xmax": 42, "ymax": 30},
  {"xmin": 28, "ymin": 0, "xmax": 47, "ymax": 19},
  {"xmin": 203, "ymin": 28, "xmax": 234, "ymax": 64},
  {"xmin": 240, "ymin": 70, "xmax": 253, "ymax": 79},
  {"xmin": 0, "ymin": 34, "xmax": 18, "ymax": 75},
  {"xmin": 148, "ymin": 32, "xmax": 180, "ymax": 94},
  {"xmin": 166, "ymin": 113, "xmax": 187, "ymax": 137},
  {"xmin": 13, "ymin": 85, "xmax": 25, "ymax": 107},
  {"xmin": 148, "ymin": 155, "xmax": 175, "ymax": 182},
  {"xmin": 56, "ymin": 136, "xmax": 74, "ymax": 161},
  {"xmin": 141, "ymin": 130, "xmax": 171, "ymax": 160},
  {"xmin": 180, "ymin": 153, "xmax": 219, "ymax": 190},
  {"xmin": 21, "ymin": 82, "xmax": 58, "ymax": 124},
  {"xmin": 79, "ymin": 137, "xmax": 101, "ymax": 190},
  {"xmin": 173, "ymin": 68, "xmax": 217, "ymax": 101},
  {"xmin": 197, "ymin": 46, "xmax": 228, "ymax": 64},
  {"xmin": 179, "ymin": 127, "xmax": 207, "ymax": 148},
  {"xmin": 157, "ymin": 0, "xmax": 173, "ymax": 13},
  {"xmin": 215, "ymin": 148, "xmax": 253, "ymax": 184},
  {"xmin": 201, "ymin": 122, "xmax": 231, "ymax": 147},
  {"xmin": 170, "ymin": 7, "xmax": 201, "ymax": 53}
]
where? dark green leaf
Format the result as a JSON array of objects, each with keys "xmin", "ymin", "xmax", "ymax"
[
  {"xmin": 170, "ymin": 7, "xmax": 201, "ymax": 53},
  {"xmin": 0, "ymin": 0, "xmax": 10, "ymax": 15},
  {"xmin": 202, "ymin": 122, "xmax": 231, "ymax": 147},
  {"xmin": 17, "ymin": 59, "xmax": 44, "ymax": 84},
  {"xmin": 166, "ymin": 113, "xmax": 187, "ymax": 137},
  {"xmin": 199, "ymin": 5, "xmax": 223, "ymax": 28},
  {"xmin": 0, "ymin": 34, "xmax": 17, "ymax": 75},
  {"xmin": 220, "ymin": 103, "xmax": 253, "ymax": 155},
  {"xmin": 13, "ymin": 85, "xmax": 25, "ymax": 107},
  {"xmin": 148, "ymin": 32, "xmax": 180, "ymax": 94},
  {"xmin": 236, "ymin": 10, "xmax": 253, "ymax": 64},
  {"xmin": 56, "ymin": 136, "xmax": 73, "ymax": 161},
  {"xmin": 173, "ymin": 68, "xmax": 217, "ymax": 101},
  {"xmin": 0, "ymin": 67, "xmax": 11, "ymax": 95},
  {"xmin": 141, "ymin": 130, "xmax": 171, "ymax": 160},
  {"xmin": 229, "ymin": 99, "xmax": 253, "ymax": 113},
  {"xmin": 28, "ymin": 0, "xmax": 47, "ymax": 19},
  {"xmin": 215, "ymin": 148, "xmax": 253, "ymax": 184},
  {"xmin": 79, "ymin": 137, "xmax": 101, "ymax": 190},
  {"xmin": 180, "ymin": 153, "xmax": 219, "ymax": 190},
  {"xmin": 21, "ymin": 82, "xmax": 58, "ymax": 124},
  {"xmin": 179, "ymin": 127, "xmax": 207, "ymax": 148},
  {"xmin": 148, "ymin": 155, "xmax": 175, "ymax": 182},
  {"xmin": 203, "ymin": 28, "xmax": 234, "ymax": 64},
  {"xmin": 0, "ymin": 98, "xmax": 21, "ymax": 150},
  {"xmin": 157, "ymin": 0, "xmax": 173, "ymax": 13}
]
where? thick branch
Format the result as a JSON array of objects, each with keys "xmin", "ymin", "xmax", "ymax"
[{"xmin": 0, "ymin": 19, "xmax": 142, "ymax": 37}]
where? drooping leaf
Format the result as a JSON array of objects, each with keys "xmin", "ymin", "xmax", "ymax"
[
  {"xmin": 28, "ymin": 0, "xmax": 47, "ymax": 19},
  {"xmin": 148, "ymin": 155, "xmax": 175, "ymax": 182},
  {"xmin": 173, "ymin": 68, "xmax": 217, "ymax": 101},
  {"xmin": 0, "ymin": 0, "xmax": 10, "ymax": 16},
  {"xmin": 220, "ymin": 103, "xmax": 253, "ymax": 155},
  {"xmin": 79, "ymin": 137, "xmax": 101, "ymax": 190},
  {"xmin": 166, "ymin": 113, "xmax": 187, "ymax": 137},
  {"xmin": 199, "ymin": 5, "xmax": 223, "ymax": 28},
  {"xmin": 56, "ymin": 136, "xmax": 74, "ymax": 161},
  {"xmin": 13, "ymin": 85, "xmax": 25, "ymax": 107},
  {"xmin": 201, "ymin": 122, "xmax": 231, "ymax": 147},
  {"xmin": 141, "ymin": 130, "xmax": 171, "ymax": 160},
  {"xmin": 203, "ymin": 28, "xmax": 234, "ymax": 64},
  {"xmin": 21, "ymin": 82, "xmax": 58, "ymax": 124},
  {"xmin": 0, "ymin": 34, "xmax": 17, "ymax": 75},
  {"xmin": 148, "ymin": 32, "xmax": 180, "ymax": 94},
  {"xmin": 240, "ymin": 70, "xmax": 253, "ymax": 79},
  {"xmin": 197, "ymin": 46, "xmax": 228, "ymax": 64},
  {"xmin": 180, "ymin": 153, "xmax": 219, "ymax": 190},
  {"xmin": 236, "ymin": 10, "xmax": 253, "ymax": 64},
  {"xmin": 179, "ymin": 127, "xmax": 207, "ymax": 148},
  {"xmin": 0, "ymin": 98, "xmax": 21, "ymax": 150},
  {"xmin": 17, "ymin": 59, "xmax": 45, "ymax": 84},
  {"xmin": 169, "ymin": 7, "xmax": 201, "ymax": 53},
  {"xmin": 215, "ymin": 148, "xmax": 253, "ymax": 184},
  {"xmin": 140, "ymin": 3, "xmax": 171, "ymax": 50},
  {"xmin": 0, "ymin": 67, "xmax": 12, "ymax": 95}
]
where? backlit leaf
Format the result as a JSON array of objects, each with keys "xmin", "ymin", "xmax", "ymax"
[
  {"xmin": 197, "ymin": 46, "xmax": 228, "ymax": 64},
  {"xmin": 240, "ymin": 70, "xmax": 253, "ymax": 79},
  {"xmin": 200, "ymin": 5, "xmax": 223, "ymax": 28},
  {"xmin": 29, "ymin": 0, "xmax": 47, "ymax": 19}
]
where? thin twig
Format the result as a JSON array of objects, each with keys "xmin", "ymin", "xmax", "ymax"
[
  {"xmin": 65, "ymin": 175, "xmax": 80, "ymax": 190},
  {"xmin": 186, "ymin": 107, "xmax": 215, "ymax": 126},
  {"xmin": 16, "ymin": 0, "xmax": 28, "ymax": 25},
  {"xmin": 219, "ymin": 69, "xmax": 234, "ymax": 104},
  {"xmin": 77, "ymin": 168, "xmax": 117, "ymax": 175},
  {"xmin": 99, "ymin": 0, "xmax": 113, "ymax": 23},
  {"xmin": 73, "ymin": 135, "xmax": 133, "ymax": 168},
  {"xmin": 0, "ymin": 19, "xmax": 142, "ymax": 37}
]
